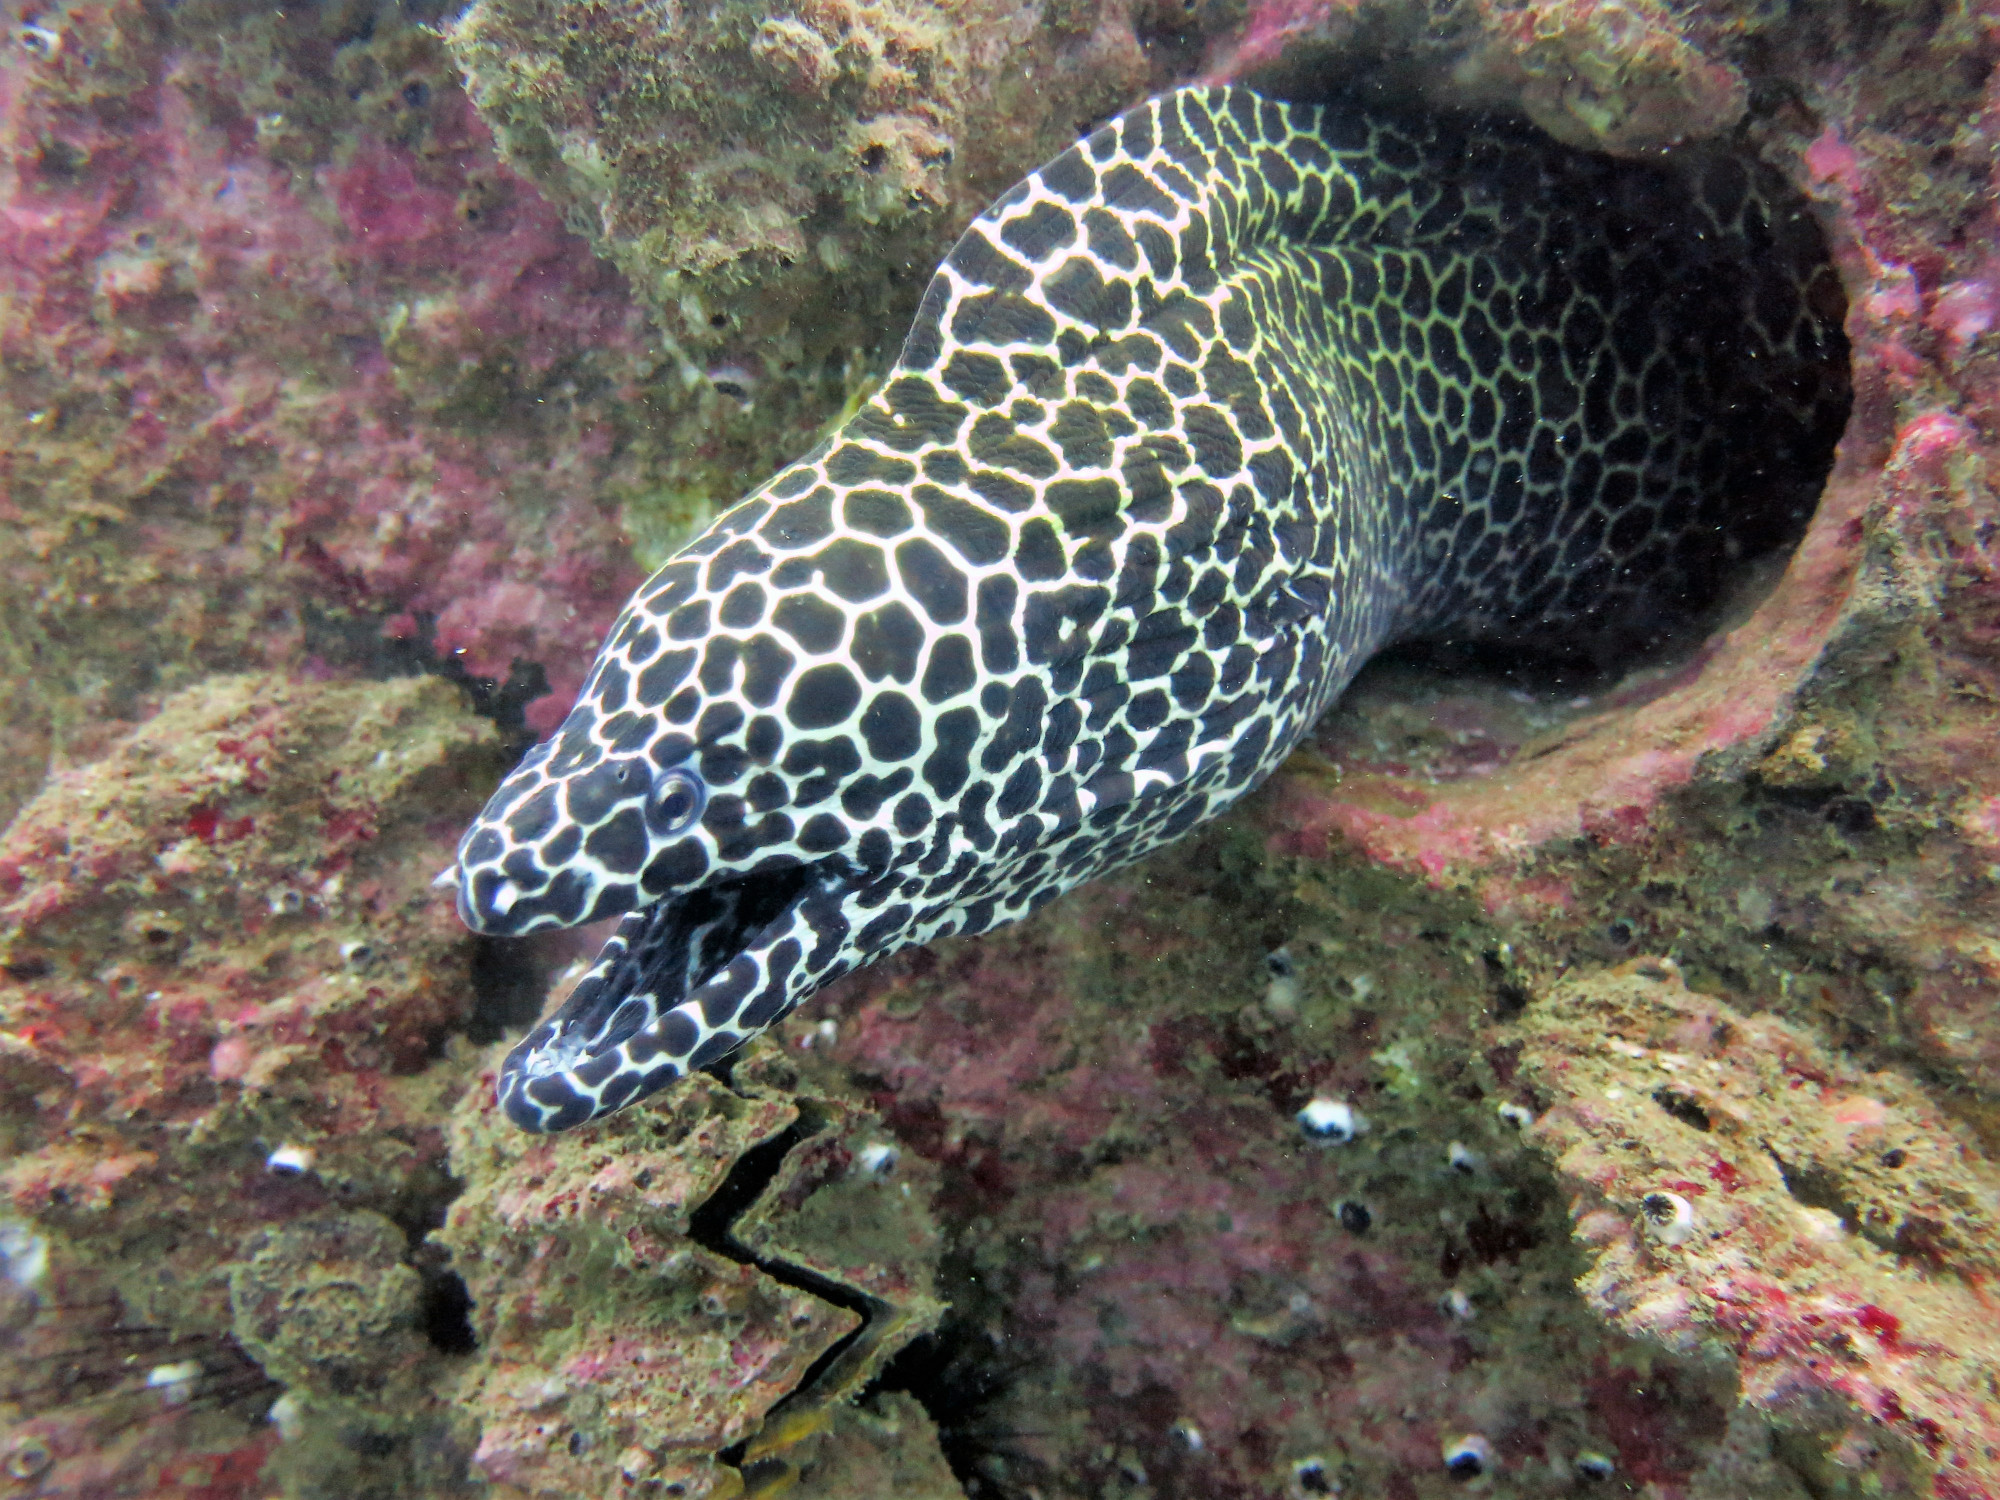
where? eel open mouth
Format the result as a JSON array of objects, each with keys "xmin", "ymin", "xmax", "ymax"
[{"xmin": 496, "ymin": 859, "xmax": 843, "ymax": 1132}]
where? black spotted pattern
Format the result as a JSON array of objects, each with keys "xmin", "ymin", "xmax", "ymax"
[{"xmin": 454, "ymin": 85, "xmax": 1849, "ymax": 1132}]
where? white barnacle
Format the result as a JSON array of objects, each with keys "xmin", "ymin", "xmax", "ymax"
[
  {"xmin": 1297, "ymin": 1097, "xmax": 1366, "ymax": 1144},
  {"xmin": 3, "ymin": 1434, "xmax": 52, "ymax": 1481},
  {"xmin": 1291, "ymin": 1456, "xmax": 1337, "ymax": 1496},
  {"xmin": 1496, "ymin": 1101, "xmax": 1535, "ymax": 1130},
  {"xmin": 0, "ymin": 1217, "xmax": 47, "ymax": 1287},
  {"xmin": 147, "ymin": 1360, "xmax": 203, "ymax": 1405},
  {"xmin": 1263, "ymin": 946, "xmax": 1300, "ymax": 1015},
  {"xmin": 1439, "ymin": 1287, "xmax": 1475, "ymax": 1321},
  {"xmin": 1574, "ymin": 1450, "xmax": 1616, "ymax": 1481},
  {"xmin": 705, "ymin": 363, "xmax": 759, "ymax": 406},
  {"xmin": 856, "ymin": 1141, "xmax": 899, "ymax": 1177},
  {"xmin": 1447, "ymin": 1141, "xmax": 1481, "ymax": 1174},
  {"xmin": 268, "ymin": 1392, "xmax": 305, "ymax": 1441},
  {"xmin": 1442, "ymin": 1433, "xmax": 1494, "ymax": 1481},
  {"xmin": 266, "ymin": 1144, "xmax": 315, "ymax": 1175},
  {"xmin": 1640, "ymin": 1190, "xmax": 1697, "ymax": 1246}
]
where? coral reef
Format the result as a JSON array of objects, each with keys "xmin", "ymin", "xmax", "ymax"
[
  {"xmin": 0, "ymin": 0, "xmax": 656, "ymax": 769},
  {"xmin": 784, "ymin": 1391, "xmax": 966, "ymax": 1498},
  {"xmin": 817, "ymin": 821, "xmax": 1760, "ymax": 1498},
  {"xmin": 0, "ymin": 671, "xmax": 500, "ymax": 1495},
  {"xmin": 0, "ymin": 665, "xmax": 954, "ymax": 1496},
  {"xmin": 442, "ymin": 0, "xmax": 1247, "ymax": 568},
  {"xmin": 439, "ymin": 1038, "xmax": 947, "ymax": 1498},
  {"xmin": 1519, "ymin": 960, "xmax": 2000, "ymax": 1497},
  {"xmin": 5, "ymin": 0, "xmax": 2000, "ymax": 1487}
]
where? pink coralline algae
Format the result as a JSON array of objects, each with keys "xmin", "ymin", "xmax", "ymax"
[
  {"xmin": 1519, "ymin": 962, "xmax": 2000, "ymax": 1499},
  {"xmin": 7, "ymin": 0, "xmax": 2000, "ymax": 1490},
  {"xmin": 0, "ymin": 0, "xmax": 655, "ymax": 750},
  {"xmin": 815, "ymin": 856, "xmax": 1735, "ymax": 1498}
]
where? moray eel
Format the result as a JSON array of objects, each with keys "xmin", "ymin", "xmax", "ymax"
[{"xmin": 454, "ymin": 85, "xmax": 1848, "ymax": 1132}]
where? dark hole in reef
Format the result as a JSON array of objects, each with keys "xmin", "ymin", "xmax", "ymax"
[
  {"xmin": 35, "ymin": 139, "xmax": 89, "ymax": 180},
  {"xmin": 343, "ymin": 1428, "xmax": 399, "ymax": 1458},
  {"xmin": 686, "ymin": 1116, "xmax": 823, "ymax": 1254},
  {"xmin": 697, "ymin": 1049, "xmax": 739, "ymax": 1088},
  {"xmin": 869, "ymin": 1305, "xmax": 1035, "ymax": 1495},
  {"xmin": 1892, "ymin": 1213, "xmax": 1952, "ymax": 1272},
  {"xmin": 297, "ymin": 601, "xmax": 549, "ymax": 753},
  {"xmin": 1651, "ymin": 1087, "xmax": 1713, "ymax": 1132},
  {"xmin": 400, "ymin": 0, "xmax": 472, "ymax": 23},
  {"xmin": 418, "ymin": 1266, "xmax": 477, "ymax": 1356},
  {"xmin": 1764, "ymin": 1144, "xmax": 1860, "ymax": 1233},
  {"xmin": 1482, "ymin": 952, "xmax": 1531, "ymax": 1019}
]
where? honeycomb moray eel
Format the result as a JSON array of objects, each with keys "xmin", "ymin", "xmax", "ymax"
[{"xmin": 454, "ymin": 85, "xmax": 1850, "ymax": 1132}]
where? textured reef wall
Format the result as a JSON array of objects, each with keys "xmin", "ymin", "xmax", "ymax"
[
  {"xmin": 0, "ymin": 0, "xmax": 654, "ymax": 773},
  {"xmin": 3, "ymin": 0, "xmax": 2000, "ymax": 1494},
  {"xmin": 0, "ymin": 672, "xmax": 498, "ymax": 1495},
  {"xmin": 439, "ymin": 1042, "xmax": 946, "ymax": 1499}
]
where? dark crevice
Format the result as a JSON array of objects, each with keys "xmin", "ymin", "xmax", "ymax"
[
  {"xmin": 1652, "ymin": 1087, "xmax": 1713, "ymax": 1132},
  {"xmin": 686, "ymin": 1106, "xmax": 886, "ymax": 1472},
  {"xmin": 418, "ymin": 1266, "xmax": 477, "ymax": 1356},
  {"xmin": 867, "ymin": 1302, "xmax": 1037, "ymax": 1497},
  {"xmin": 686, "ymin": 1115, "xmax": 819, "ymax": 1249},
  {"xmin": 297, "ymin": 602, "xmax": 547, "ymax": 750},
  {"xmin": 1763, "ymin": 1142, "xmax": 1860, "ymax": 1231},
  {"xmin": 698, "ymin": 1051, "xmax": 740, "ymax": 1088}
]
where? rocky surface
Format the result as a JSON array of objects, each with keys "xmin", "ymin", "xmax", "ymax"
[{"xmin": 0, "ymin": 672, "xmax": 498, "ymax": 1496}]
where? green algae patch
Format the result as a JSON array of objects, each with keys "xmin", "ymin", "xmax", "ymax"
[{"xmin": 441, "ymin": 0, "xmax": 1234, "ymax": 574}]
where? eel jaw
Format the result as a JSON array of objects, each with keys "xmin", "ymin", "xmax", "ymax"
[{"xmin": 496, "ymin": 860, "xmax": 845, "ymax": 1133}]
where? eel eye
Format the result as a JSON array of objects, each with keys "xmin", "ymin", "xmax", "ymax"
[{"xmin": 646, "ymin": 767, "xmax": 705, "ymax": 834}]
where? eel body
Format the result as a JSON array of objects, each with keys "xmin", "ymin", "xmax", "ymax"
[{"xmin": 453, "ymin": 85, "xmax": 1848, "ymax": 1132}]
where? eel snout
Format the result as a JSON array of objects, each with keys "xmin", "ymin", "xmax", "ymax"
[{"xmin": 496, "ymin": 860, "xmax": 849, "ymax": 1132}]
